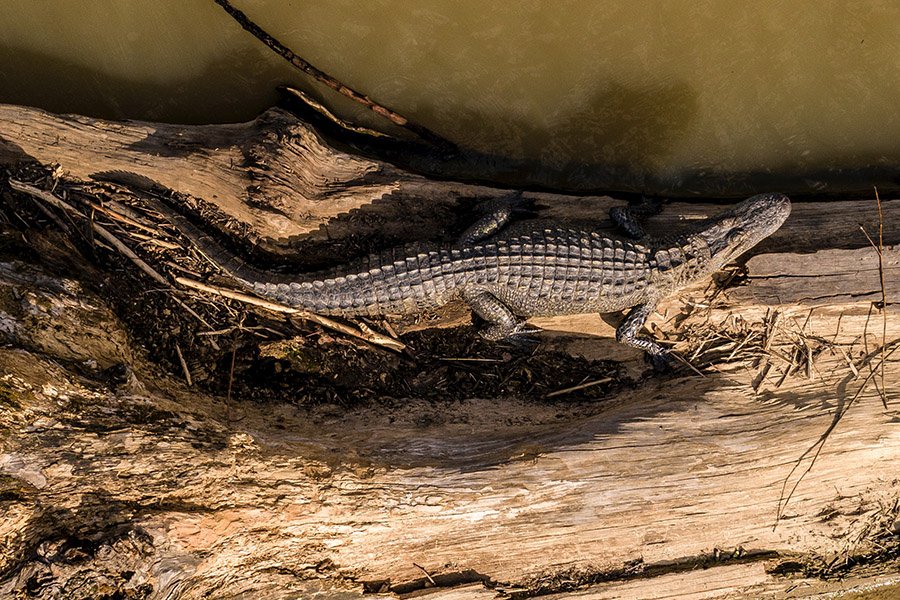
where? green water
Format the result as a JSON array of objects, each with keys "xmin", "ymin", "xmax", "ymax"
[{"xmin": 1, "ymin": 1, "xmax": 898, "ymax": 194}]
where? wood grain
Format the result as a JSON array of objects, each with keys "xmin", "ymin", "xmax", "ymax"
[{"xmin": 0, "ymin": 103, "xmax": 898, "ymax": 598}]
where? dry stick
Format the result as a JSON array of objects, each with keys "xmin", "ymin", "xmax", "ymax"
[
  {"xmin": 227, "ymin": 334, "xmax": 238, "ymax": 406},
  {"xmin": 546, "ymin": 377, "xmax": 614, "ymax": 399},
  {"xmin": 412, "ymin": 563, "xmax": 436, "ymax": 587},
  {"xmin": 174, "ymin": 343, "xmax": 193, "ymax": 386},
  {"xmin": 726, "ymin": 329, "xmax": 757, "ymax": 362},
  {"xmin": 164, "ymin": 260, "xmax": 203, "ymax": 279},
  {"xmin": 9, "ymin": 179, "xmax": 168, "ymax": 286},
  {"xmin": 174, "ymin": 276, "xmax": 406, "ymax": 352},
  {"xmin": 777, "ymin": 341, "xmax": 899, "ymax": 524},
  {"xmin": 128, "ymin": 232, "xmax": 181, "ymax": 251},
  {"xmin": 381, "ymin": 319, "xmax": 399, "ymax": 340},
  {"xmin": 837, "ymin": 346, "xmax": 860, "ymax": 378},
  {"xmin": 762, "ymin": 309, "xmax": 779, "ymax": 353},
  {"xmin": 69, "ymin": 192, "xmax": 162, "ymax": 236},
  {"xmin": 671, "ymin": 351, "xmax": 707, "ymax": 377},
  {"xmin": 104, "ymin": 198, "xmax": 159, "ymax": 228},
  {"xmin": 775, "ymin": 342, "xmax": 900, "ymax": 526},
  {"xmin": 859, "ymin": 189, "xmax": 889, "ymax": 408},
  {"xmin": 281, "ymin": 86, "xmax": 390, "ymax": 139},
  {"xmin": 11, "ymin": 179, "xmax": 220, "ymax": 345},
  {"xmin": 212, "ymin": 0, "xmax": 456, "ymax": 151},
  {"xmin": 875, "ymin": 188, "xmax": 888, "ymax": 406},
  {"xmin": 24, "ymin": 186, "xmax": 72, "ymax": 234},
  {"xmin": 751, "ymin": 361, "xmax": 771, "ymax": 392}
]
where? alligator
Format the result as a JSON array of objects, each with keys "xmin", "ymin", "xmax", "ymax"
[{"xmin": 101, "ymin": 172, "xmax": 790, "ymax": 367}]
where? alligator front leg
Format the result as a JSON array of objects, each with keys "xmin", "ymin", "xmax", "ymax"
[
  {"xmin": 461, "ymin": 288, "xmax": 537, "ymax": 341},
  {"xmin": 614, "ymin": 301, "xmax": 672, "ymax": 369},
  {"xmin": 609, "ymin": 197, "xmax": 664, "ymax": 240}
]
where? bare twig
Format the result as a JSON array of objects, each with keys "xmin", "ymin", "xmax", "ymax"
[
  {"xmin": 13, "ymin": 178, "xmax": 222, "ymax": 348},
  {"xmin": 831, "ymin": 311, "xmax": 844, "ymax": 344},
  {"xmin": 128, "ymin": 232, "xmax": 181, "ymax": 250},
  {"xmin": 24, "ymin": 187, "xmax": 73, "ymax": 234},
  {"xmin": 163, "ymin": 260, "xmax": 203, "ymax": 278},
  {"xmin": 762, "ymin": 309, "xmax": 779, "ymax": 353},
  {"xmin": 212, "ymin": 0, "xmax": 456, "ymax": 151},
  {"xmin": 874, "ymin": 188, "xmax": 887, "ymax": 311},
  {"xmin": 751, "ymin": 360, "xmax": 771, "ymax": 392},
  {"xmin": 859, "ymin": 187, "xmax": 889, "ymax": 408},
  {"xmin": 280, "ymin": 86, "xmax": 390, "ymax": 139},
  {"xmin": 70, "ymin": 193, "xmax": 163, "ymax": 236},
  {"xmin": 726, "ymin": 330, "xmax": 757, "ymax": 362},
  {"xmin": 804, "ymin": 338, "xmax": 814, "ymax": 380},
  {"xmin": 227, "ymin": 333, "xmax": 238, "ymax": 405},
  {"xmin": 9, "ymin": 179, "xmax": 168, "ymax": 286},
  {"xmin": 774, "ymin": 350, "xmax": 797, "ymax": 389},
  {"xmin": 777, "ymin": 340, "xmax": 899, "ymax": 524},
  {"xmin": 671, "ymin": 351, "xmax": 707, "ymax": 377},
  {"xmin": 381, "ymin": 320, "xmax": 399, "ymax": 339},
  {"xmin": 175, "ymin": 276, "xmax": 300, "ymax": 313},
  {"xmin": 174, "ymin": 344, "xmax": 193, "ymax": 386},
  {"xmin": 837, "ymin": 346, "xmax": 860, "ymax": 378},
  {"xmin": 875, "ymin": 188, "xmax": 887, "ymax": 406},
  {"xmin": 174, "ymin": 276, "xmax": 405, "ymax": 351},
  {"xmin": 412, "ymin": 563, "xmax": 436, "ymax": 587},
  {"xmin": 546, "ymin": 377, "xmax": 613, "ymax": 398}
]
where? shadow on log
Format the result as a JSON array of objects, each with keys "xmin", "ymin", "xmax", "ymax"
[{"xmin": 0, "ymin": 103, "xmax": 898, "ymax": 599}]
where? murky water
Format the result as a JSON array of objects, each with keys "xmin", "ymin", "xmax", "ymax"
[{"xmin": 1, "ymin": 1, "xmax": 898, "ymax": 195}]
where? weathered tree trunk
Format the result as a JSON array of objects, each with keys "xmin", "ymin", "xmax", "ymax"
[{"xmin": 0, "ymin": 103, "xmax": 898, "ymax": 599}]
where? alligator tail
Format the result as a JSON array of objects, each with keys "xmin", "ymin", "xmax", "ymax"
[
  {"xmin": 91, "ymin": 170, "xmax": 295, "ymax": 289},
  {"xmin": 152, "ymin": 200, "xmax": 299, "ymax": 288}
]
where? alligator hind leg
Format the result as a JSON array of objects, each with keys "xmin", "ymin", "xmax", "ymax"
[
  {"xmin": 614, "ymin": 301, "xmax": 672, "ymax": 370},
  {"xmin": 462, "ymin": 289, "xmax": 538, "ymax": 341},
  {"xmin": 458, "ymin": 192, "xmax": 536, "ymax": 245}
]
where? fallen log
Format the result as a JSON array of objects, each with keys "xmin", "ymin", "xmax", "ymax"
[{"xmin": 0, "ymin": 102, "xmax": 897, "ymax": 599}]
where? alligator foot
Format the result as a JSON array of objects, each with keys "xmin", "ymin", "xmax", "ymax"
[{"xmin": 645, "ymin": 350, "xmax": 676, "ymax": 372}]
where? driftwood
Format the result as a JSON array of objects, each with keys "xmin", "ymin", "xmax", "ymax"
[{"xmin": 0, "ymin": 102, "xmax": 898, "ymax": 599}]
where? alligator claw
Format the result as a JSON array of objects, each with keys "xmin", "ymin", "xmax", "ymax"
[
  {"xmin": 646, "ymin": 350, "xmax": 677, "ymax": 372},
  {"xmin": 503, "ymin": 332, "xmax": 541, "ymax": 348}
]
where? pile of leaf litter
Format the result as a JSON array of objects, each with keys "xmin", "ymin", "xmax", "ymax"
[{"xmin": 1, "ymin": 162, "xmax": 628, "ymax": 409}]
